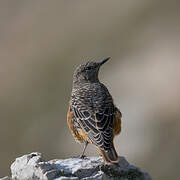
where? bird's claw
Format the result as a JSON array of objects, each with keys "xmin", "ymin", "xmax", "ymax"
[
  {"xmin": 72, "ymin": 155, "xmax": 87, "ymax": 159},
  {"xmin": 79, "ymin": 155, "xmax": 86, "ymax": 159}
]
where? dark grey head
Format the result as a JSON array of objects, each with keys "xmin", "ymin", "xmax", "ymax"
[{"xmin": 73, "ymin": 57, "xmax": 110, "ymax": 85}]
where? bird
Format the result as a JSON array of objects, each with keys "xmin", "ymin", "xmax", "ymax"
[{"xmin": 67, "ymin": 57, "xmax": 122, "ymax": 164}]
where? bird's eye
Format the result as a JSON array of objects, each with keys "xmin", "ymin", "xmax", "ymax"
[{"xmin": 85, "ymin": 66, "xmax": 93, "ymax": 71}]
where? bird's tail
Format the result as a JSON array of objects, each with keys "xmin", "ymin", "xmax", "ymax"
[{"xmin": 98, "ymin": 143, "xmax": 119, "ymax": 164}]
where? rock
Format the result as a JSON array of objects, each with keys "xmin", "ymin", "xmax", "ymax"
[
  {"xmin": 0, "ymin": 177, "xmax": 12, "ymax": 180},
  {"xmin": 0, "ymin": 152, "xmax": 152, "ymax": 180}
]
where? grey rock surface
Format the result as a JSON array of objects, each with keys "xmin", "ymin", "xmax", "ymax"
[
  {"xmin": 0, "ymin": 152, "xmax": 152, "ymax": 180},
  {"xmin": 0, "ymin": 177, "xmax": 12, "ymax": 180}
]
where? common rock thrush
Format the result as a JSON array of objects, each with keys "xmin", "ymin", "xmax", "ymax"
[{"xmin": 67, "ymin": 57, "xmax": 122, "ymax": 164}]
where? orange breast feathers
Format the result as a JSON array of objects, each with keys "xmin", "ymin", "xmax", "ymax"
[
  {"xmin": 67, "ymin": 105, "xmax": 90, "ymax": 143},
  {"xmin": 113, "ymin": 107, "xmax": 122, "ymax": 136}
]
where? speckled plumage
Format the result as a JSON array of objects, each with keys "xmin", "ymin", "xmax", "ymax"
[{"xmin": 67, "ymin": 58, "xmax": 122, "ymax": 163}]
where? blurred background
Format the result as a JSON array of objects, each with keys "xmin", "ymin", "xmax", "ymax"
[{"xmin": 0, "ymin": 0, "xmax": 180, "ymax": 179}]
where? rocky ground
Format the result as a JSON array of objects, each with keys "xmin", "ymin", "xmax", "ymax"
[{"xmin": 0, "ymin": 152, "xmax": 152, "ymax": 180}]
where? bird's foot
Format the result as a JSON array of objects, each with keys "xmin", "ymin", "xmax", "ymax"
[
  {"xmin": 72, "ymin": 155, "xmax": 87, "ymax": 159},
  {"xmin": 79, "ymin": 154, "xmax": 87, "ymax": 159}
]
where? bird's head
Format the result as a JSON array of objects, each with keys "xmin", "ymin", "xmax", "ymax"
[{"xmin": 73, "ymin": 57, "xmax": 110, "ymax": 85}]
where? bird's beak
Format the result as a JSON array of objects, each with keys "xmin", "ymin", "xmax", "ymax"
[{"xmin": 98, "ymin": 57, "xmax": 111, "ymax": 66}]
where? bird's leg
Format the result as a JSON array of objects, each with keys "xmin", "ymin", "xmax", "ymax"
[{"xmin": 79, "ymin": 141, "xmax": 88, "ymax": 159}]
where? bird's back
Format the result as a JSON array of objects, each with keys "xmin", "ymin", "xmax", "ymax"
[
  {"xmin": 71, "ymin": 82, "xmax": 113, "ymax": 113},
  {"xmin": 70, "ymin": 82, "xmax": 116, "ymax": 150}
]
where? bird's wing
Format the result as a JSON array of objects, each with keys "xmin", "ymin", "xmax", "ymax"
[{"xmin": 71, "ymin": 100, "xmax": 115, "ymax": 151}]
